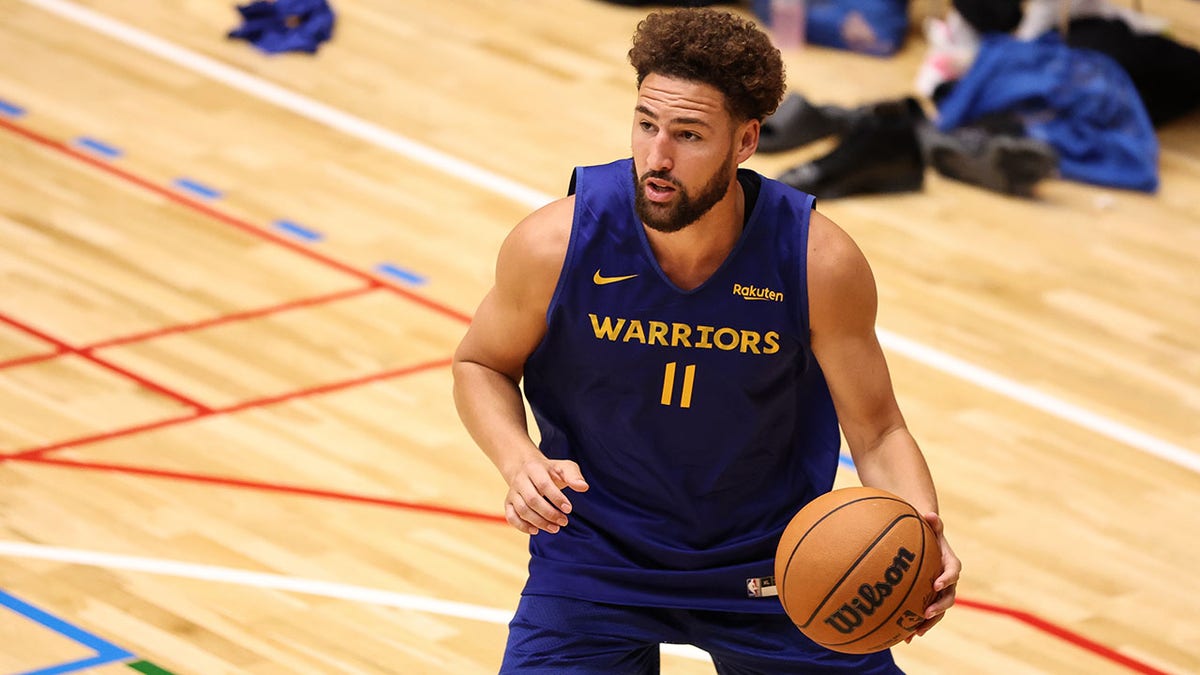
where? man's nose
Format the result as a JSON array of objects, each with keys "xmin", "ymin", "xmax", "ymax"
[{"xmin": 646, "ymin": 133, "xmax": 674, "ymax": 173}]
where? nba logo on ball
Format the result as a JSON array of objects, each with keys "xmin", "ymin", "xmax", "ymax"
[{"xmin": 775, "ymin": 487, "xmax": 942, "ymax": 654}]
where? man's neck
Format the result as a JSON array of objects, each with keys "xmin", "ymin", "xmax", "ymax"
[{"xmin": 644, "ymin": 178, "xmax": 745, "ymax": 291}]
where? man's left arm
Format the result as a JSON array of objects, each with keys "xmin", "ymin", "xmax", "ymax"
[{"xmin": 806, "ymin": 210, "xmax": 961, "ymax": 634}]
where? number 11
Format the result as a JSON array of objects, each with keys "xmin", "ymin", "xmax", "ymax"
[{"xmin": 661, "ymin": 362, "xmax": 696, "ymax": 408}]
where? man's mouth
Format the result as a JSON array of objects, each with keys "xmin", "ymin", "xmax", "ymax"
[{"xmin": 644, "ymin": 178, "xmax": 677, "ymax": 202}]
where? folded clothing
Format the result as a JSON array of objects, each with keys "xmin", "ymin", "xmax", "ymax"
[{"xmin": 228, "ymin": 0, "xmax": 335, "ymax": 54}]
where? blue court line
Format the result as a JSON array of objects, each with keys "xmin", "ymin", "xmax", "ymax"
[
  {"xmin": 375, "ymin": 263, "xmax": 427, "ymax": 286},
  {"xmin": 0, "ymin": 99, "xmax": 25, "ymax": 117},
  {"xmin": 172, "ymin": 177, "xmax": 222, "ymax": 200},
  {"xmin": 273, "ymin": 219, "xmax": 323, "ymax": 242},
  {"xmin": 74, "ymin": 136, "xmax": 123, "ymax": 159},
  {"xmin": 838, "ymin": 452, "xmax": 856, "ymax": 471},
  {"xmin": 0, "ymin": 589, "xmax": 134, "ymax": 675}
]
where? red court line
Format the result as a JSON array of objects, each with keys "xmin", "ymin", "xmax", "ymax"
[
  {"xmin": 4, "ymin": 454, "xmax": 1176, "ymax": 675},
  {"xmin": 0, "ymin": 311, "xmax": 210, "ymax": 412},
  {"xmin": 1, "ymin": 413, "xmax": 202, "ymax": 461},
  {"xmin": 1, "ymin": 107, "xmax": 1165, "ymax": 675},
  {"xmin": 214, "ymin": 357, "xmax": 453, "ymax": 415},
  {"xmin": 0, "ymin": 348, "xmax": 64, "ymax": 369},
  {"xmin": 84, "ymin": 283, "xmax": 381, "ymax": 350},
  {"xmin": 954, "ymin": 598, "xmax": 1170, "ymax": 675},
  {"xmin": 16, "ymin": 455, "xmax": 506, "ymax": 525},
  {"xmin": 0, "ymin": 116, "xmax": 472, "ymax": 326},
  {"xmin": 1, "ymin": 357, "xmax": 452, "ymax": 460}
]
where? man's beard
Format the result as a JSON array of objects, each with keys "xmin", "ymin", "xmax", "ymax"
[{"xmin": 632, "ymin": 159, "xmax": 734, "ymax": 233}]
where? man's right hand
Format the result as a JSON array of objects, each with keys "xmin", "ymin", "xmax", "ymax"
[{"xmin": 504, "ymin": 458, "xmax": 589, "ymax": 535}]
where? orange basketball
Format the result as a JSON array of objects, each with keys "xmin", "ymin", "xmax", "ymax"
[{"xmin": 774, "ymin": 486, "xmax": 942, "ymax": 654}]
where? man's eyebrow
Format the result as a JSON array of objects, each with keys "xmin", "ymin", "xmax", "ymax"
[{"xmin": 635, "ymin": 105, "xmax": 712, "ymax": 128}]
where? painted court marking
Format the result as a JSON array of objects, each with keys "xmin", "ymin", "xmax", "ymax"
[
  {"xmin": 0, "ymin": 99, "xmax": 26, "ymax": 116},
  {"xmin": 0, "ymin": 542, "xmax": 1172, "ymax": 674},
  {"xmin": 73, "ymin": 136, "xmax": 122, "ymax": 159},
  {"xmin": 0, "ymin": 588, "xmax": 134, "ymax": 674},
  {"xmin": 0, "ymin": 5, "xmax": 1189, "ymax": 675},
  {"xmin": 18, "ymin": 0, "xmax": 549, "ymax": 210},
  {"xmin": 0, "ymin": 121, "xmax": 1174, "ymax": 675},
  {"xmin": 18, "ymin": 0, "xmax": 1196, "ymax": 475}
]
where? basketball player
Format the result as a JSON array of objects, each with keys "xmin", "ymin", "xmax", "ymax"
[{"xmin": 452, "ymin": 9, "xmax": 961, "ymax": 673}]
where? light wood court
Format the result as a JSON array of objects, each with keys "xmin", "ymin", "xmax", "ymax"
[{"xmin": 1, "ymin": 0, "xmax": 1198, "ymax": 673}]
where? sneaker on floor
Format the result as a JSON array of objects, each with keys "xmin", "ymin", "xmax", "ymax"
[
  {"xmin": 758, "ymin": 93, "xmax": 859, "ymax": 153},
  {"xmin": 923, "ymin": 126, "xmax": 1058, "ymax": 197},
  {"xmin": 777, "ymin": 98, "xmax": 925, "ymax": 198}
]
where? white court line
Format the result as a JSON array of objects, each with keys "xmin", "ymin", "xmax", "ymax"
[
  {"xmin": 0, "ymin": 541, "xmax": 712, "ymax": 662},
  {"xmin": 18, "ymin": 0, "xmax": 1199, "ymax": 475},
  {"xmin": 879, "ymin": 330, "xmax": 1200, "ymax": 473},
  {"xmin": 18, "ymin": 0, "xmax": 551, "ymax": 210}
]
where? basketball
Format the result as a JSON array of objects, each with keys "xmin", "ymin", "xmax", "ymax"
[{"xmin": 774, "ymin": 486, "xmax": 942, "ymax": 654}]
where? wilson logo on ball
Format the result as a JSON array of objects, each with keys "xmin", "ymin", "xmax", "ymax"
[
  {"xmin": 774, "ymin": 486, "xmax": 943, "ymax": 654},
  {"xmin": 823, "ymin": 547, "xmax": 917, "ymax": 634}
]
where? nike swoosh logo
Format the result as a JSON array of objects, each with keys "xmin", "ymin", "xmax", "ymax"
[{"xmin": 593, "ymin": 270, "xmax": 638, "ymax": 285}]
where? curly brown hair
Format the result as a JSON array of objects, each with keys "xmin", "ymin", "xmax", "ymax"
[{"xmin": 628, "ymin": 9, "xmax": 786, "ymax": 122}]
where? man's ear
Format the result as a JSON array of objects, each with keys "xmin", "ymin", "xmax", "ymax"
[{"xmin": 736, "ymin": 119, "xmax": 760, "ymax": 162}]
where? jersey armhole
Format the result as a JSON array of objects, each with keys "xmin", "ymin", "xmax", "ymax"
[
  {"xmin": 543, "ymin": 168, "xmax": 586, "ymax": 325},
  {"xmin": 796, "ymin": 193, "xmax": 818, "ymax": 356}
]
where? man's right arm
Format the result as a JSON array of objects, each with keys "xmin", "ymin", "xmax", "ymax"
[{"xmin": 451, "ymin": 196, "xmax": 588, "ymax": 535}]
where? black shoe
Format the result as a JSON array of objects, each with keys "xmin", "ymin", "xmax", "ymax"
[
  {"xmin": 778, "ymin": 98, "xmax": 926, "ymax": 198},
  {"xmin": 922, "ymin": 126, "xmax": 1058, "ymax": 197},
  {"xmin": 758, "ymin": 93, "xmax": 859, "ymax": 153}
]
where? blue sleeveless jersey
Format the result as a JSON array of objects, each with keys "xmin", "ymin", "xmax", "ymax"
[{"xmin": 521, "ymin": 158, "xmax": 840, "ymax": 613}]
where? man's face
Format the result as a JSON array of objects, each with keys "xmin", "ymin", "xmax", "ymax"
[{"xmin": 631, "ymin": 74, "xmax": 741, "ymax": 233}]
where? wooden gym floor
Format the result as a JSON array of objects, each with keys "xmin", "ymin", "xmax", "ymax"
[{"xmin": 1, "ymin": 0, "xmax": 1198, "ymax": 673}]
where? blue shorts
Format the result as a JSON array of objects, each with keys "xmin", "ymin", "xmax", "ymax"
[{"xmin": 501, "ymin": 595, "xmax": 904, "ymax": 674}]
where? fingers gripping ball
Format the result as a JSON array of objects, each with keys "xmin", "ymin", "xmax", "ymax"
[{"xmin": 774, "ymin": 487, "xmax": 942, "ymax": 654}]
